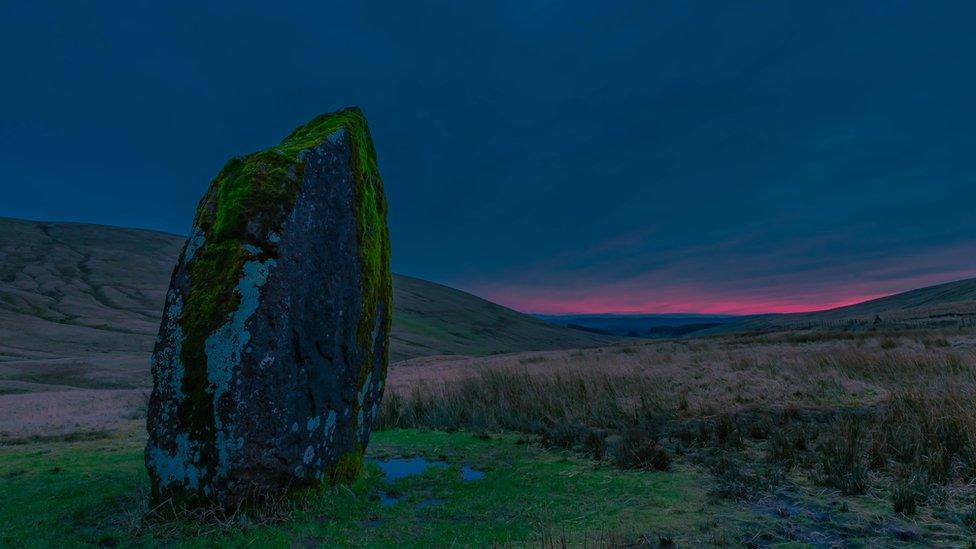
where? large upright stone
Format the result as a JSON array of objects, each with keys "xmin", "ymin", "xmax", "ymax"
[{"xmin": 145, "ymin": 108, "xmax": 392, "ymax": 507}]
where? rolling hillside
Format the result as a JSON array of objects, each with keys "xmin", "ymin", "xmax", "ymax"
[
  {"xmin": 535, "ymin": 314, "xmax": 738, "ymax": 337},
  {"xmin": 707, "ymin": 277, "xmax": 976, "ymax": 335},
  {"xmin": 0, "ymin": 217, "xmax": 612, "ymax": 393},
  {"xmin": 391, "ymin": 274, "xmax": 616, "ymax": 359}
]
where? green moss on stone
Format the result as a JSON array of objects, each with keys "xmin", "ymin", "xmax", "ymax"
[
  {"xmin": 274, "ymin": 107, "xmax": 392, "ymax": 447},
  {"xmin": 206, "ymin": 151, "xmax": 303, "ymax": 241},
  {"xmin": 279, "ymin": 110, "xmax": 392, "ymax": 389},
  {"xmin": 178, "ymin": 153, "xmax": 304, "ymax": 478},
  {"xmin": 173, "ymin": 107, "xmax": 391, "ymax": 497}
]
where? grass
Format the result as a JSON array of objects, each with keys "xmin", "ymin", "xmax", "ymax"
[
  {"xmin": 7, "ymin": 329, "xmax": 976, "ymax": 545},
  {"xmin": 375, "ymin": 329, "xmax": 976, "ymax": 545},
  {"xmin": 0, "ymin": 430, "xmax": 744, "ymax": 547}
]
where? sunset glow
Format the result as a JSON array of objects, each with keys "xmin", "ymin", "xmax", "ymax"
[{"xmin": 470, "ymin": 265, "xmax": 976, "ymax": 316}]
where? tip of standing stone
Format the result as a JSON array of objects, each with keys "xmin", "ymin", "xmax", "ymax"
[{"xmin": 276, "ymin": 107, "xmax": 374, "ymax": 159}]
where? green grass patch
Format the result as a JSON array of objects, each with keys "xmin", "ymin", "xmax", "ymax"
[{"xmin": 0, "ymin": 430, "xmax": 742, "ymax": 547}]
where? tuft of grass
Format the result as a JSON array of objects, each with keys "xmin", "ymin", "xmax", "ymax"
[
  {"xmin": 582, "ymin": 428, "xmax": 607, "ymax": 460},
  {"xmin": 766, "ymin": 426, "xmax": 807, "ymax": 465},
  {"xmin": 814, "ymin": 419, "xmax": 869, "ymax": 495},
  {"xmin": 891, "ymin": 474, "xmax": 926, "ymax": 516},
  {"xmin": 540, "ymin": 422, "xmax": 582, "ymax": 450},
  {"xmin": 960, "ymin": 502, "xmax": 976, "ymax": 531},
  {"xmin": 880, "ymin": 338, "xmax": 899, "ymax": 349},
  {"xmin": 714, "ymin": 415, "xmax": 743, "ymax": 449},
  {"xmin": 613, "ymin": 427, "xmax": 671, "ymax": 471}
]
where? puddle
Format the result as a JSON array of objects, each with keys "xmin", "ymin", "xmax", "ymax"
[
  {"xmin": 377, "ymin": 490, "xmax": 403, "ymax": 508},
  {"xmin": 369, "ymin": 456, "xmax": 487, "ymax": 483},
  {"xmin": 369, "ymin": 456, "xmax": 486, "ymax": 514},
  {"xmin": 460, "ymin": 466, "xmax": 485, "ymax": 481},
  {"xmin": 370, "ymin": 456, "xmax": 448, "ymax": 482}
]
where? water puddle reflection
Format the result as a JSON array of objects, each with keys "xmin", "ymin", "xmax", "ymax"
[
  {"xmin": 460, "ymin": 465, "xmax": 485, "ymax": 481},
  {"xmin": 371, "ymin": 456, "xmax": 448, "ymax": 482},
  {"xmin": 368, "ymin": 456, "xmax": 487, "ymax": 513}
]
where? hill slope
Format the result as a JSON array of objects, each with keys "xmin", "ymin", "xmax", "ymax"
[
  {"xmin": 391, "ymin": 274, "xmax": 616, "ymax": 359},
  {"xmin": 0, "ymin": 217, "xmax": 612, "ymax": 392},
  {"xmin": 708, "ymin": 277, "xmax": 976, "ymax": 335},
  {"xmin": 535, "ymin": 314, "xmax": 738, "ymax": 337}
]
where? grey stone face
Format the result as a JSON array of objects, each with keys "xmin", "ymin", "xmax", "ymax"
[{"xmin": 145, "ymin": 126, "xmax": 391, "ymax": 508}]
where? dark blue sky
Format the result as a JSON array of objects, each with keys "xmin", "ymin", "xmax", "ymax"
[{"xmin": 2, "ymin": 1, "xmax": 975, "ymax": 313}]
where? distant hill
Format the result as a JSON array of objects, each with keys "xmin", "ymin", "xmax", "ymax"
[
  {"xmin": 539, "ymin": 279, "xmax": 976, "ymax": 340},
  {"xmin": 537, "ymin": 314, "xmax": 738, "ymax": 338},
  {"xmin": 644, "ymin": 323, "xmax": 727, "ymax": 338},
  {"xmin": 390, "ymin": 274, "xmax": 615, "ymax": 360},
  {"xmin": 0, "ymin": 217, "xmax": 613, "ymax": 393},
  {"xmin": 705, "ymin": 278, "xmax": 976, "ymax": 335}
]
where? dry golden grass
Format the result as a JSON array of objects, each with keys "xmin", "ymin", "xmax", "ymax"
[
  {"xmin": 385, "ymin": 328, "xmax": 976, "ymax": 418},
  {"xmin": 0, "ymin": 388, "xmax": 147, "ymax": 443},
  {"xmin": 381, "ymin": 328, "xmax": 976, "ymax": 523}
]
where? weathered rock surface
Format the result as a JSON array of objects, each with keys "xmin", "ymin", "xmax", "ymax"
[{"xmin": 145, "ymin": 108, "xmax": 392, "ymax": 507}]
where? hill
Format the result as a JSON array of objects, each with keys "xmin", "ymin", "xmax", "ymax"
[
  {"xmin": 391, "ymin": 274, "xmax": 615, "ymax": 359},
  {"xmin": 706, "ymin": 277, "xmax": 976, "ymax": 335},
  {"xmin": 536, "ymin": 313, "xmax": 737, "ymax": 337},
  {"xmin": 0, "ymin": 217, "xmax": 613, "ymax": 394}
]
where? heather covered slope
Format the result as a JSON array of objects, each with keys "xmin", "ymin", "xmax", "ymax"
[{"xmin": 0, "ymin": 217, "xmax": 612, "ymax": 393}]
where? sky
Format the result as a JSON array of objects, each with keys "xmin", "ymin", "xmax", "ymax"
[{"xmin": 2, "ymin": 1, "xmax": 975, "ymax": 315}]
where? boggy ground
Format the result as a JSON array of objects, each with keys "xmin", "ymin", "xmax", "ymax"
[{"xmin": 3, "ymin": 328, "xmax": 976, "ymax": 546}]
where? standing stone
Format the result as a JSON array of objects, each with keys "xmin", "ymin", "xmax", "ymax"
[{"xmin": 145, "ymin": 107, "xmax": 392, "ymax": 508}]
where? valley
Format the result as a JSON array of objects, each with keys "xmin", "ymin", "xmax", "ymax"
[{"xmin": 2, "ymin": 218, "xmax": 976, "ymax": 546}]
